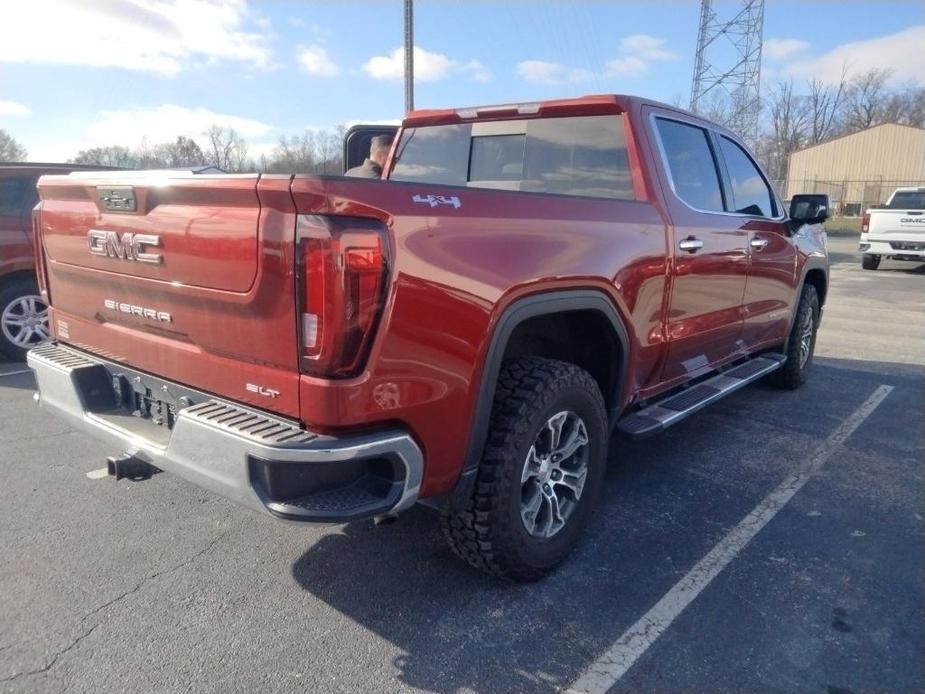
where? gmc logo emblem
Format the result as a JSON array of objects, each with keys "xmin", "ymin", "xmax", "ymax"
[{"xmin": 88, "ymin": 230, "xmax": 162, "ymax": 264}]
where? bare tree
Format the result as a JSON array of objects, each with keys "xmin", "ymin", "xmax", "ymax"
[
  {"xmin": 844, "ymin": 68, "xmax": 892, "ymax": 132},
  {"xmin": 69, "ymin": 145, "xmax": 137, "ymax": 168},
  {"xmin": 0, "ymin": 129, "xmax": 27, "ymax": 161},
  {"xmin": 693, "ymin": 90, "xmax": 736, "ymax": 129},
  {"xmin": 266, "ymin": 132, "xmax": 317, "ymax": 174},
  {"xmin": 807, "ymin": 66, "xmax": 848, "ymax": 143},
  {"xmin": 881, "ymin": 85, "xmax": 925, "ymax": 128},
  {"xmin": 154, "ymin": 136, "xmax": 207, "ymax": 168},
  {"xmin": 314, "ymin": 129, "xmax": 343, "ymax": 174},
  {"xmin": 204, "ymin": 125, "xmax": 249, "ymax": 172},
  {"xmin": 761, "ymin": 79, "xmax": 810, "ymax": 181}
]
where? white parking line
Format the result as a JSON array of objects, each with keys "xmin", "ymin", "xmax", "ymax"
[
  {"xmin": 0, "ymin": 368, "xmax": 32, "ymax": 378},
  {"xmin": 567, "ymin": 384, "xmax": 894, "ymax": 694},
  {"xmin": 86, "ymin": 468, "xmax": 109, "ymax": 480}
]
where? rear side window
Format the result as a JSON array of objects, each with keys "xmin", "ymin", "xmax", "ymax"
[
  {"xmin": 390, "ymin": 115, "xmax": 634, "ymax": 200},
  {"xmin": 888, "ymin": 191, "xmax": 925, "ymax": 209},
  {"xmin": 718, "ymin": 136, "xmax": 776, "ymax": 217},
  {"xmin": 654, "ymin": 118, "xmax": 724, "ymax": 212},
  {"xmin": 391, "ymin": 124, "xmax": 471, "ymax": 185},
  {"xmin": 0, "ymin": 176, "xmax": 37, "ymax": 216}
]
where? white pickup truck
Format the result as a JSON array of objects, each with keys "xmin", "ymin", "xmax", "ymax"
[{"xmin": 860, "ymin": 187, "xmax": 925, "ymax": 269}]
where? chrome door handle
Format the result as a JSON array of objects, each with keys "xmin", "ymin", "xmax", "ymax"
[
  {"xmin": 678, "ymin": 237, "xmax": 704, "ymax": 253},
  {"xmin": 750, "ymin": 236, "xmax": 769, "ymax": 251}
]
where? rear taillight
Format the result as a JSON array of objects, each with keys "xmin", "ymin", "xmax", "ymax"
[
  {"xmin": 861, "ymin": 213, "xmax": 870, "ymax": 233},
  {"xmin": 297, "ymin": 215, "xmax": 390, "ymax": 378}
]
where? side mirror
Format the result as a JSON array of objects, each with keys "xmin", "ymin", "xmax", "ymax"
[{"xmin": 789, "ymin": 194, "xmax": 830, "ymax": 225}]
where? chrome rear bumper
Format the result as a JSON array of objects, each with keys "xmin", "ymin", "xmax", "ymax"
[{"xmin": 27, "ymin": 344, "xmax": 423, "ymax": 522}]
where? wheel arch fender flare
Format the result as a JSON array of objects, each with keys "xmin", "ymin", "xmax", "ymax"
[
  {"xmin": 785, "ymin": 258, "xmax": 828, "ymax": 345},
  {"xmin": 446, "ymin": 289, "xmax": 631, "ymax": 509}
]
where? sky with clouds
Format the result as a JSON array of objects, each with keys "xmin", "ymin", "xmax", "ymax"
[{"xmin": 0, "ymin": 0, "xmax": 922, "ymax": 161}]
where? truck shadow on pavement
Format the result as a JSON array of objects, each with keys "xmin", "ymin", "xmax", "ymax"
[{"xmin": 290, "ymin": 358, "xmax": 923, "ymax": 694}]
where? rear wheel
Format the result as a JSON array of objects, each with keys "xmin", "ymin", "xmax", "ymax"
[
  {"xmin": 862, "ymin": 254, "xmax": 881, "ymax": 270},
  {"xmin": 441, "ymin": 357, "xmax": 607, "ymax": 582},
  {"xmin": 0, "ymin": 278, "xmax": 49, "ymax": 360},
  {"xmin": 771, "ymin": 284, "xmax": 819, "ymax": 390}
]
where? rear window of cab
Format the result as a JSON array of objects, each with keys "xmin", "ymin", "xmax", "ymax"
[{"xmin": 389, "ymin": 115, "xmax": 634, "ymax": 200}]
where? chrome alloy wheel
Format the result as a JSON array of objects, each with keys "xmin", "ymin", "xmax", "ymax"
[
  {"xmin": 797, "ymin": 309, "xmax": 814, "ymax": 368},
  {"xmin": 520, "ymin": 411, "xmax": 590, "ymax": 539},
  {"xmin": 1, "ymin": 294, "xmax": 49, "ymax": 349}
]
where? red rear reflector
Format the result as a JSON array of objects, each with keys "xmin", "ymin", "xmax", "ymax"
[{"xmin": 297, "ymin": 215, "xmax": 389, "ymax": 378}]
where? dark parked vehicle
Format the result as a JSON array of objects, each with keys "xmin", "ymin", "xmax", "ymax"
[{"xmin": 0, "ymin": 163, "xmax": 114, "ymax": 358}]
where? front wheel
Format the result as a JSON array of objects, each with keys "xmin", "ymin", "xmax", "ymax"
[
  {"xmin": 441, "ymin": 357, "xmax": 607, "ymax": 582},
  {"xmin": 862, "ymin": 254, "xmax": 881, "ymax": 270},
  {"xmin": 0, "ymin": 278, "xmax": 49, "ymax": 360},
  {"xmin": 770, "ymin": 284, "xmax": 819, "ymax": 390}
]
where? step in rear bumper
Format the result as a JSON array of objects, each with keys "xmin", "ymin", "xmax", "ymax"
[{"xmin": 27, "ymin": 343, "xmax": 423, "ymax": 523}]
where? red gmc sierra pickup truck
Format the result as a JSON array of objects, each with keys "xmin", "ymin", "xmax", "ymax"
[{"xmin": 28, "ymin": 95, "xmax": 829, "ymax": 581}]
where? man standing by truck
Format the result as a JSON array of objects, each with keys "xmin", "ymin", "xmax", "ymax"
[{"xmin": 344, "ymin": 134, "xmax": 394, "ymax": 178}]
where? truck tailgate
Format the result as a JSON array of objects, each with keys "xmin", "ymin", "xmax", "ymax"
[
  {"xmin": 868, "ymin": 209, "xmax": 925, "ymax": 239},
  {"xmin": 36, "ymin": 172, "xmax": 302, "ymax": 418}
]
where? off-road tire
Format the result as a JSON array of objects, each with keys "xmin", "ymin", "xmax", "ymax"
[
  {"xmin": 862, "ymin": 254, "xmax": 881, "ymax": 270},
  {"xmin": 771, "ymin": 283, "xmax": 819, "ymax": 390},
  {"xmin": 441, "ymin": 357, "xmax": 607, "ymax": 582},
  {"xmin": 0, "ymin": 277, "xmax": 47, "ymax": 360}
]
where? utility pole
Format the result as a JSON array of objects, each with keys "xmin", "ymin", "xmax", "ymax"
[
  {"xmin": 690, "ymin": 0, "xmax": 765, "ymax": 141},
  {"xmin": 404, "ymin": 0, "xmax": 414, "ymax": 113}
]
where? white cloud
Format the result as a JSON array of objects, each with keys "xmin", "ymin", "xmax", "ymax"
[
  {"xmin": 603, "ymin": 56, "xmax": 649, "ymax": 78},
  {"xmin": 518, "ymin": 33, "xmax": 676, "ymax": 85},
  {"xmin": 516, "ymin": 60, "xmax": 593, "ymax": 85},
  {"xmin": 0, "ymin": 100, "xmax": 30, "ymax": 117},
  {"xmin": 763, "ymin": 38, "xmax": 810, "ymax": 61},
  {"xmin": 618, "ymin": 34, "xmax": 677, "ymax": 62},
  {"xmin": 363, "ymin": 46, "xmax": 490, "ymax": 83},
  {"xmin": 605, "ymin": 34, "xmax": 676, "ymax": 78},
  {"xmin": 464, "ymin": 60, "xmax": 492, "ymax": 83},
  {"xmin": 785, "ymin": 26, "xmax": 925, "ymax": 85},
  {"xmin": 298, "ymin": 45, "xmax": 339, "ymax": 77},
  {"xmin": 0, "ymin": 0, "xmax": 271, "ymax": 76},
  {"xmin": 83, "ymin": 104, "xmax": 271, "ymax": 150}
]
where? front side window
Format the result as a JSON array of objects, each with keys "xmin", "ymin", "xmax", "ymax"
[
  {"xmin": 390, "ymin": 115, "xmax": 634, "ymax": 200},
  {"xmin": 390, "ymin": 124, "xmax": 471, "ymax": 185},
  {"xmin": 654, "ymin": 118, "xmax": 724, "ymax": 212},
  {"xmin": 718, "ymin": 136, "xmax": 775, "ymax": 217}
]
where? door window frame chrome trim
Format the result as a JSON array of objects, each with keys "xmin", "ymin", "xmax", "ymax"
[{"xmin": 647, "ymin": 110, "xmax": 786, "ymax": 222}]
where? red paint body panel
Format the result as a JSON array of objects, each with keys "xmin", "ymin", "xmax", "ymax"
[
  {"xmin": 33, "ymin": 95, "xmax": 826, "ymax": 500},
  {"xmin": 2, "ymin": 164, "xmax": 114, "ymax": 282}
]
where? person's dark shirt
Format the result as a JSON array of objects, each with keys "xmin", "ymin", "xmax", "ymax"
[{"xmin": 344, "ymin": 158, "xmax": 382, "ymax": 179}]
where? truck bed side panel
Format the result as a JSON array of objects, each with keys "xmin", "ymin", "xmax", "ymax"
[{"xmin": 291, "ymin": 177, "xmax": 668, "ymax": 496}]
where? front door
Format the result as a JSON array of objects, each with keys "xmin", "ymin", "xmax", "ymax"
[{"xmin": 712, "ymin": 133, "xmax": 797, "ymax": 349}]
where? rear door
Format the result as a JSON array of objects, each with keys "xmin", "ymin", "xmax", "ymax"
[{"xmin": 648, "ymin": 112, "xmax": 749, "ymax": 384}]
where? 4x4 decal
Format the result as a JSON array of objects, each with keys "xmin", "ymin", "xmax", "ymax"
[{"xmin": 412, "ymin": 194, "xmax": 461, "ymax": 209}]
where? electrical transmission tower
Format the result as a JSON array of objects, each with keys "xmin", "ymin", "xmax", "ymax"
[{"xmin": 690, "ymin": 0, "xmax": 765, "ymax": 139}]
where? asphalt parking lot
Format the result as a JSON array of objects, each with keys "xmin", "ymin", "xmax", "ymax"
[{"xmin": 1, "ymin": 234, "xmax": 922, "ymax": 694}]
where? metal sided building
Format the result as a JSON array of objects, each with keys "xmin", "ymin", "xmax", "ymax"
[{"xmin": 786, "ymin": 123, "xmax": 925, "ymax": 215}]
